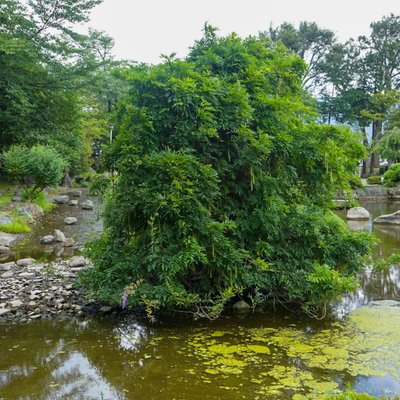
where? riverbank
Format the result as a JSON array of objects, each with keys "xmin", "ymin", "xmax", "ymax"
[{"xmin": 0, "ymin": 256, "xmax": 110, "ymax": 323}]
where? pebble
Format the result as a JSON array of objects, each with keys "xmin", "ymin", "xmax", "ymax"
[{"xmin": 0, "ymin": 258, "xmax": 104, "ymax": 323}]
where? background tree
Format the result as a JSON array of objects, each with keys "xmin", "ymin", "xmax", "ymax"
[
  {"xmin": 0, "ymin": 0, "xmax": 128, "ymax": 176},
  {"xmin": 263, "ymin": 21, "xmax": 336, "ymax": 92}
]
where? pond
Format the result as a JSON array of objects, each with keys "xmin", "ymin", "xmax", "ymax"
[{"xmin": 0, "ymin": 200, "xmax": 400, "ymax": 399}]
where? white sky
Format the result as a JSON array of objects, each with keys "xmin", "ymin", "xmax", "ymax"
[{"xmin": 84, "ymin": 0, "xmax": 400, "ymax": 64}]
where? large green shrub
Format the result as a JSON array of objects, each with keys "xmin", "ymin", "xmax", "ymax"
[
  {"xmin": 3, "ymin": 145, "xmax": 68, "ymax": 200},
  {"xmin": 383, "ymin": 163, "xmax": 400, "ymax": 187},
  {"xmin": 84, "ymin": 28, "xmax": 372, "ymax": 318}
]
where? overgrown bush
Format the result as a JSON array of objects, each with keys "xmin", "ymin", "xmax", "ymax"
[
  {"xmin": 383, "ymin": 163, "xmax": 400, "ymax": 187},
  {"xmin": 84, "ymin": 28, "xmax": 372, "ymax": 319},
  {"xmin": 366, "ymin": 175, "xmax": 382, "ymax": 185},
  {"xmin": 3, "ymin": 145, "xmax": 67, "ymax": 200}
]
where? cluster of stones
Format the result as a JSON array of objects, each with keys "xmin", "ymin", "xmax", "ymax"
[
  {"xmin": 40, "ymin": 191, "xmax": 94, "ymax": 244},
  {"xmin": 0, "ymin": 256, "xmax": 94, "ymax": 323}
]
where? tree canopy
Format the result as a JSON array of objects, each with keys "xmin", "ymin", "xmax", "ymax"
[{"xmin": 84, "ymin": 27, "xmax": 372, "ymax": 319}]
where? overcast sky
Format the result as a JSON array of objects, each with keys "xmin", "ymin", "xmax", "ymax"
[{"xmin": 84, "ymin": 0, "xmax": 400, "ymax": 64}]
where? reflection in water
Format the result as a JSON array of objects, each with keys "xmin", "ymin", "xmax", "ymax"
[{"xmin": 51, "ymin": 351, "xmax": 119, "ymax": 400}]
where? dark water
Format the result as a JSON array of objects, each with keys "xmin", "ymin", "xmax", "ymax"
[{"xmin": 1, "ymin": 201, "xmax": 400, "ymax": 400}]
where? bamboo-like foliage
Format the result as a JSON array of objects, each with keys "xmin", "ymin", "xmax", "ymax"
[{"xmin": 84, "ymin": 28, "xmax": 372, "ymax": 318}]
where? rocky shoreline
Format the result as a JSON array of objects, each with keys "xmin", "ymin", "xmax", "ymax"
[{"xmin": 0, "ymin": 256, "xmax": 111, "ymax": 323}]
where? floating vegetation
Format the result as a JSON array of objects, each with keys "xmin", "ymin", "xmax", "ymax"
[{"xmin": 179, "ymin": 301, "xmax": 400, "ymax": 398}]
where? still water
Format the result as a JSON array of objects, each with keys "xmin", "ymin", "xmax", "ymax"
[{"xmin": 1, "ymin": 201, "xmax": 400, "ymax": 400}]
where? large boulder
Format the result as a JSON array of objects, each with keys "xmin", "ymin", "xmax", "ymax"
[
  {"xmin": 374, "ymin": 210, "xmax": 400, "ymax": 225},
  {"xmin": 346, "ymin": 207, "xmax": 370, "ymax": 220},
  {"xmin": 53, "ymin": 195, "xmax": 70, "ymax": 204}
]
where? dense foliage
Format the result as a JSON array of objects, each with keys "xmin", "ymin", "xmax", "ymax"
[
  {"xmin": 84, "ymin": 28, "xmax": 372, "ymax": 318},
  {"xmin": 0, "ymin": 0, "xmax": 128, "ymax": 175},
  {"xmin": 3, "ymin": 145, "xmax": 67, "ymax": 200},
  {"xmin": 383, "ymin": 163, "xmax": 400, "ymax": 187}
]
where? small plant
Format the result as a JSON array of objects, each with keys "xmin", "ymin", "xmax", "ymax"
[
  {"xmin": 366, "ymin": 175, "xmax": 382, "ymax": 185},
  {"xmin": 383, "ymin": 163, "xmax": 400, "ymax": 187}
]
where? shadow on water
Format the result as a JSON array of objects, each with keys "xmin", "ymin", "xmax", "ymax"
[{"xmin": 1, "ymin": 200, "xmax": 400, "ymax": 399}]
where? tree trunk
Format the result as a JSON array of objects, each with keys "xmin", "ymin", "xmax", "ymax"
[
  {"xmin": 62, "ymin": 171, "xmax": 72, "ymax": 188},
  {"xmin": 369, "ymin": 121, "xmax": 382, "ymax": 176},
  {"xmin": 360, "ymin": 127, "xmax": 368, "ymax": 178}
]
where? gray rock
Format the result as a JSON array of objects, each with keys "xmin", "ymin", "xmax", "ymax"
[
  {"xmin": 16, "ymin": 258, "xmax": 35, "ymax": 267},
  {"xmin": 374, "ymin": 210, "xmax": 400, "ymax": 225},
  {"xmin": 64, "ymin": 217, "xmax": 77, "ymax": 225},
  {"xmin": 80, "ymin": 200, "xmax": 94, "ymax": 210},
  {"xmin": 11, "ymin": 196, "xmax": 21, "ymax": 202},
  {"xmin": 54, "ymin": 229, "xmax": 66, "ymax": 243},
  {"xmin": 0, "ymin": 246, "xmax": 10, "ymax": 254},
  {"xmin": 0, "ymin": 232, "xmax": 19, "ymax": 247},
  {"xmin": 0, "ymin": 239, "xmax": 9, "ymax": 247},
  {"xmin": 18, "ymin": 204, "xmax": 44, "ymax": 221},
  {"xmin": 100, "ymin": 306, "xmax": 112, "ymax": 314},
  {"xmin": 1, "ymin": 270, "xmax": 13, "ymax": 278},
  {"xmin": 69, "ymin": 256, "xmax": 86, "ymax": 268},
  {"xmin": 9, "ymin": 299, "xmax": 23, "ymax": 308},
  {"xmin": 72, "ymin": 190, "xmax": 82, "ymax": 197},
  {"xmin": 18, "ymin": 272, "xmax": 36, "ymax": 278},
  {"xmin": 0, "ymin": 262, "xmax": 16, "ymax": 271},
  {"xmin": 346, "ymin": 207, "xmax": 370, "ymax": 220},
  {"xmin": 232, "ymin": 300, "xmax": 251, "ymax": 313},
  {"xmin": 387, "ymin": 187, "xmax": 400, "ymax": 199},
  {"xmin": 0, "ymin": 308, "xmax": 11, "ymax": 316},
  {"xmin": 64, "ymin": 238, "xmax": 75, "ymax": 247},
  {"xmin": 0, "ymin": 216, "xmax": 12, "ymax": 225},
  {"xmin": 40, "ymin": 235, "xmax": 54, "ymax": 244},
  {"xmin": 53, "ymin": 195, "xmax": 69, "ymax": 204},
  {"xmin": 69, "ymin": 200, "xmax": 79, "ymax": 206}
]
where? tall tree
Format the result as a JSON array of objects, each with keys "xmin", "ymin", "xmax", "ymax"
[{"xmin": 263, "ymin": 21, "xmax": 336, "ymax": 92}]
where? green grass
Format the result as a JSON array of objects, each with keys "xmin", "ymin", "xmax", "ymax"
[
  {"xmin": 32, "ymin": 191, "xmax": 55, "ymax": 212},
  {"xmin": 0, "ymin": 221, "xmax": 31, "ymax": 234},
  {"xmin": 0, "ymin": 194, "xmax": 12, "ymax": 206}
]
